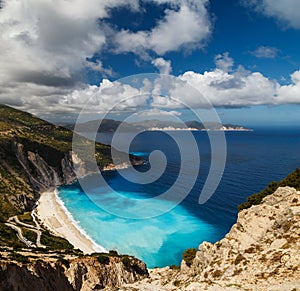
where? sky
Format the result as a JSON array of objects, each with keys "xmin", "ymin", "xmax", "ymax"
[{"xmin": 0, "ymin": 0, "xmax": 300, "ymax": 126}]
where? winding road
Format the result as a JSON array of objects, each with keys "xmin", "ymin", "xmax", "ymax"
[{"xmin": 6, "ymin": 214, "xmax": 46, "ymax": 248}]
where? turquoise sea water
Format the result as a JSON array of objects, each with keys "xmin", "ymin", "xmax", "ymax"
[{"xmin": 58, "ymin": 127, "xmax": 300, "ymax": 268}]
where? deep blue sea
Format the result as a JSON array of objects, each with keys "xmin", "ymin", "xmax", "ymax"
[{"xmin": 58, "ymin": 126, "xmax": 300, "ymax": 268}]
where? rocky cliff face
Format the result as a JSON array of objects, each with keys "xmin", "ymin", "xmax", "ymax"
[
  {"xmin": 14, "ymin": 142, "xmax": 90, "ymax": 192},
  {"xmin": 0, "ymin": 255, "xmax": 148, "ymax": 291},
  {"xmin": 14, "ymin": 142, "xmax": 143, "ymax": 193},
  {"xmin": 123, "ymin": 187, "xmax": 300, "ymax": 291},
  {"xmin": 61, "ymin": 151, "xmax": 88, "ymax": 185},
  {"xmin": 14, "ymin": 142, "xmax": 60, "ymax": 191}
]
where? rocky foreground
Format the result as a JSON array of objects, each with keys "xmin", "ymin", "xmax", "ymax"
[
  {"xmin": 122, "ymin": 187, "xmax": 300, "ymax": 291},
  {"xmin": 0, "ymin": 252, "xmax": 148, "ymax": 290},
  {"xmin": 0, "ymin": 188, "xmax": 299, "ymax": 291}
]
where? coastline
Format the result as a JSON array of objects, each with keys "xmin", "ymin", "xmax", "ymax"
[{"xmin": 36, "ymin": 189, "xmax": 107, "ymax": 254}]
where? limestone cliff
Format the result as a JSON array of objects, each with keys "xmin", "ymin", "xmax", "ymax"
[
  {"xmin": 123, "ymin": 187, "xmax": 300, "ymax": 291},
  {"xmin": 14, "ymin": 142, "xmax": 86, "ymax": 191},
  {"xmin": 0, "ymin": 104, "xmax": 143, "ymax": 220},
  {"xmin": 0, "ymin": 254, "xmax": 148, "ymax": 291}
]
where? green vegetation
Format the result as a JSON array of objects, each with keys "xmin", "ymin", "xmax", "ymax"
[
  {"xmin": 8, "ymin": 252, "xmax": 29, "ymax": 263},
  {"xmin": 108, "ymin": 250, "xmax": 119, "ymax": 256},
  {"xmin": 22, "ymin": 228, "xmax": 37, "ymax": 243},
  {"xmin": 40, "ymin": 230, "xmax": 74, "ymax": 251},
  {"xmin": 18, "ymin": 212, "xmax": 35, "ymax": 226},
  {"xmin": 0, "ymin": 223, "xmax": 24, "ymax": 248},
  {"xmin": 169, "ymin": 264, "xmax": 180, "ymax": 270},
  {"xmin": 122, "ymin": 256, "xmax": 131, "ymax": 267},
  {"xmin": 121, "ymin": 255, "xmax": 145, "ymax": 274},
  {"xmin": 97, "ymin": 254, "xmax": 110, "ymax": 265},
  {"xmin": 92, "ymin": 251, "xmax": 145, "ymax": 273},
  {"xmin": 0, "ymin": 104, "xmax": 117, "ymax": 251},
  {"xmin": 182, "ymin": 248, "xmax": 197, "ymax": 267},
  {"xmin": 57, "ymin": 256, "xmax": 71, "ymax": 268},
  {"xmin": 238, "ymin": 168, "xmax": 300, "ymax": 211}
]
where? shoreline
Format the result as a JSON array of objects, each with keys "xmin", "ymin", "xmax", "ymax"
[{"xmin": 36, "ymin": 189, "xmax": 107, "ymax": 254}]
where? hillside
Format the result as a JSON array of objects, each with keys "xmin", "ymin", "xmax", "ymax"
[
  {"xmin": 0, "ymin": 104, "xmax": 299, "ymax": 290},
  {"xmin": 63, "ymin": 118, "xmax": 251, "ymax": 133},
  {"xmin": 0, "ymin": 105, "xmax": 109, "ymax": 220},
  {"xmin": 123, "ymin": 186, "xmax": 300, "ymax": 290},
  {"xmin": 0, "ymin": 104, "xmax": 141, "ymax": 248},
  {"xmin": 0, "ymin": 105, "xmax": 149, "ymax": 289}
]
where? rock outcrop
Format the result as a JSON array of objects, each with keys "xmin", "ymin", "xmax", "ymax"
[
  {"xmin": 0, "ymin": 255, "xmax": 148, "ymax": 291},
  {"xmin": 14, "ymin": 142, "xmax": 60, "ymax": 191},
  {"xmin": 14, "ymin": 142, "xmax": 85, "ymax": 191},
  {"xmin": 123, "ymin": 187, "xmax": 300, "ymax": 291},
  {"xmin": 61, "ymin": 151, "xmax": 88, "ymax": 185}
]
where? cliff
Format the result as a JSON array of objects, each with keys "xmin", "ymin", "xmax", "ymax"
[
  {"xmin": 0, "ymin": 253, "xmax": 148, "ymax": 290},
  {"xmin": 1, "ymin": 104, "xmax": 299, "ymax": 290},
  {"xmin": 0, "ymin": 105, "xmax": 142, "ymax": 234},
  {"xmin": 123, "ymin": 186, "xmax": 300, "ymax": 290},
  {"xmin": 0, "ymin": 105, "xmax": 148, "ymax": 289},
  {"xmin": 0, "ymin": 105, "xmax": 109, "ymax": 219}
]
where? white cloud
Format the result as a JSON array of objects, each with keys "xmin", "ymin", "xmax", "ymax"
[
  {"xmin": 251, "ymin": 46, "xmax": 279, "ymax": 58},
  {"xmin": 214, "ymin": 52, "xmax": 234, "ymax": 72},
  {"xmin": 63, "ymin": 79, "xmax": 149, "ymax": 112},
  {"xmin": 114, "ymin": 0, "xmax": 211, "ymax": 55},
  {"xmin": 0, "ymin": 0, "xmax": 211, "ymax": 112},
  {"xmin": 243, "ymin": 0, "xmax": 300, "ymax": 29},
  {"xmin": 151, "ymin": 58, "xmax": 172, "ymax": 75},
  {"xmin": 277, "ymin": 70, "xmax": 300, "ymax": 104},
  {"xmin": 0, "ymin": 0, "xmax": 139, "ymax": 110},
  {"xmin": 62, "ymin": 54, "xmax": 300, "ymax": 114},
  {"xmin": 178, "ymin": 69, "xmax": 278, "ymax": 107},
  {"xmin": 132, "ymin": 108, "xmax": 182, "ymax": 118},
  {"xmin": 0, "ymin": 1, "xmax": 299, "ymax": 117}
]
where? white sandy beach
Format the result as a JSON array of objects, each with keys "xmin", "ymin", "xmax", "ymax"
[{"xmin": 36, "ymin": 190, "xmax": 106, "ymax": 254}]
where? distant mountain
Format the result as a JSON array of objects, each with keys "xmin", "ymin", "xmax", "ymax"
[
  {"xmin": 64, "ymin": 118, "xmax": 251, "ymax": 133},
  {"xmin": 63, "ymin": 118, "xmax": 131, "ymax": 132}
]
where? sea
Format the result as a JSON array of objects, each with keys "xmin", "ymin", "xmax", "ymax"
[{"xmin": 58, "ymin": 126, "xmax": 300, "ymax": 268}]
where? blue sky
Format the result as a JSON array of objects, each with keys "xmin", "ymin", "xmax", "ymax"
[
  {"xmin": 0, "ymin": 0, "xmax": 300, "ymax": 126},
  {"xmin": 97, "ymin": 0, "xmax": 300, "ymax": 82}
]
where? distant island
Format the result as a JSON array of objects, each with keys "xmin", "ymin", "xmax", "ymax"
[
  {"xmin": 63, "ymin": 119, "xmax": 252, "ymax": 133},
  {"xmin": 147, "ymin": 125, "xmax": 252, "ymax": 131}
]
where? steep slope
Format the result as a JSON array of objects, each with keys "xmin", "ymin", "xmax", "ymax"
[
  {"xmin": 123, "ymin": 186, "xmax": 300, "ymax": 290},
  {"xmin": 0, "ymin": 104, "xmax": 142, "ymax": 248},
  {"xmin": 0, "ymin": 105, "xmax": 149, "ymax": 289},
  {"xmin": 0, "ymin": 252, "xmax": 148, "ymax": 290},
  {"xmin": 0, "ymin": 105, "xmax": 109, "ymax": 217}
]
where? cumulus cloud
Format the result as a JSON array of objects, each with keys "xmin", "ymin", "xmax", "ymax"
[
  {"xmin": 0, "ymin": 1, "xmax": 299, "ymax": 117},
  {"xmin": 243, "ymin": 0, "xmax": 300, "ymax": 29},
  {"xmin": 178, "ymin": 69, "xmax": 278, "ymax": 107},
  {"xmin": 0, "ymin": 0, "xmax": 142, "ymax": 111},
  {"xmin": 132, "ymin": 109, "xmax": 182, "ymax": 118},
  {"xmin": 114, "ymin": 0, "xmax": 211, "ymax": 55},
  {"xmin": 214, "ymin": 52, "xmax": 234, "ymax": 72},
  {"xmin": 63, "ymin": 54, "xmax": 300, "ymax": 114},
  {"xmin": 251, "ymin": 46, "xmax": 279, "ymax": 59},
  {"xmin": 0, "ymin": 0, "xmax": 212, "ymax": 113},
  {"xmin": 151, "ymin": 58, "xmax": 172, "ymax": 75},
  {"xmin": 277, "ymin": 70, "xmax": 300, "ymax": 104},
  {"xmin": 63, "ymin": 79, "xmax": 149, "ymax": 112}
]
